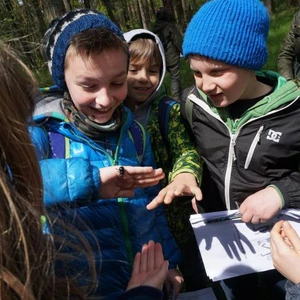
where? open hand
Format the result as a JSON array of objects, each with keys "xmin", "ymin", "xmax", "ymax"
[
  {"xmin": 99, "ymin": 166, "xmax": 164, "ymax": 198},
  {"xmin": 126, "ymin": 241, "xmax": 168, "ymax": 291}
]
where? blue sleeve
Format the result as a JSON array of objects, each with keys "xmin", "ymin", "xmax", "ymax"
[
  {"xmin": 118, "ymin": 286, "xmax": 163, "ymax": 300},
  {"xmin": 154, "ymin": 204, "xmax": 182, "ymax": 269},
  {"xmin": 29, "ymin": 124, "xmax": 101, "ymax": 206},
  {"xmin": 28, "ymin": 125, "xmax": 50, "ymax": 160},
  {"xmin": 41, "ymin": 158, "xmax": 101, "ymax": 206}
]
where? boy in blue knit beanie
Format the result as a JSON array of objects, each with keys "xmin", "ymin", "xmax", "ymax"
[
  {"xmin": 30, "ymin": 9, "xmax": 183, "ymax": 298},
  {"xmin": 182, "ymin": 0, "xmax": 300, "ymax": 299}
]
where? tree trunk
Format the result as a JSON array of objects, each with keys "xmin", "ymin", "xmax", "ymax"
[
  {"xmin": 148, "ymin": 0, "xmax": 156, "ymax": 18},
  {"xmin": 62, "ymin": 0, "xmax": 71, "ymax": 11},
  {"xmin": 137, "ymin": 0, "xmax": 149, "ymax": 29},
  {"xmin": 174, "ymin": 0, "xmax": 185, "ymax": 33}
]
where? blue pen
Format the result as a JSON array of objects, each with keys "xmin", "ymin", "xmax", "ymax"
[{"xmin": 205, "ymin": 211, "xmax": 242, "ymax": 224}]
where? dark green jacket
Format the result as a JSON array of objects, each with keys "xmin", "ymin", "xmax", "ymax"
[
  {"xmin": 152, "ymin": 20, "xmax": 182, "ymax": 67},
  {"xmin": 277, "ymin": 10, "xmax": 300, "ymax": 80}
]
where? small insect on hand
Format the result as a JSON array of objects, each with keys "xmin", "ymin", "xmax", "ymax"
[{"xmin": 118, "ymin": 166, "xmax": 125, "ymax": 176}]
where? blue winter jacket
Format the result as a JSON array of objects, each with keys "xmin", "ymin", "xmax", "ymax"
[{"xmin": 30, "ymin": 96, "xmax": 181, "ymax": 299}]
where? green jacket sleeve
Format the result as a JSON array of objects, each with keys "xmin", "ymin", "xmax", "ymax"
[
  {"xmin": 277, "ymin": 11, "xmax": 300, "ymax": 80},
  {"xmin": 167, "ymin": 103, "xmax": 203, "ymax": 184}
]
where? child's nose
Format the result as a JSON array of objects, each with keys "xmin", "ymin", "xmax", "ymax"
[
  {"xmin": 137, "ymin": 69, "xmax": 149, "ymax": 81},
  {"xmin": 95, "ymin": 88, "xmax": 111, "ymax": 105},
  {"xmin": 201, "ymin": 77, "xmax": 215, "ymax": 93}
]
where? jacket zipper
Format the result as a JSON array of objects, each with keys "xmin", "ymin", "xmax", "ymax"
[
  {"xmin": 244, "ymin": 125, "xmax": 264, "ymax": 169},
  {"xmin": 190, "ymin": 94, "xmax": 299, "ymax": 210},
  {"xmin": 69, "ymin": 125, "xmax": 134, "ymax": 262},
  {"xmin": 224, "ymin": 134, "xmax": 237, "ymax": 209}
]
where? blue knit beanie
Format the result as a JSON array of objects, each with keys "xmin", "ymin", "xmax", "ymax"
[
  {"xmin": 43, "ymin": 9, "xmax": 123, "ymax": 90},
  {"xmin": 183, "ymin": 0, "xmax": 270, "ymax": 70}
]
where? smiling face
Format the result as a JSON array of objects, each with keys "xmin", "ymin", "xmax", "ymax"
[
  {"xmin": 127, "ymin": 57, "xmax": 160, "ymax": 104},
  {"xmin": 189, "ymin": 56, "xmax": 255, "ymax": 107},
  {"xmin": 126, "ymin": 37, "xmax": 162, "ymax": 107},
  {"xmin": 64, "ymin": 49, "xmax": 128, "ymax": 124}
]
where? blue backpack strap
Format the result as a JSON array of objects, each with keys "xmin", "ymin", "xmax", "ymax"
[
  {"xmin": 48, "ymin": 131, "xmax": 66, "ymax": 158},
  {"xmin": 44, "ymin": 123, "xmax": 70, "ymax": 159},
  {"xmin": 129, "ymin": 120, "xmax": 146, "ymax": 163},
  {"xmin": 158, "ymin": 96, "xmax": 177, "ymax": 147}
]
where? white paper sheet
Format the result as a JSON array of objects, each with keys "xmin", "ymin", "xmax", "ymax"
[{"xmin": 190, "ymin": 209, "xmax": 300, "ymax": 281}]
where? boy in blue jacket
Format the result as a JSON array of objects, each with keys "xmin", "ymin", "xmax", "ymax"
[{"xmin": 30, "ymin": 9, "xmax": 182, "ymax": 299}]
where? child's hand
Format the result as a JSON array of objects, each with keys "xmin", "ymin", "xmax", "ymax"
[
  {"xmin": 99, "ymin": 166, "xmax": 164, "ymax": 198},
  {"xmin": 126, "ymin": 240, "xmax": 168, "ymax": 291},
  {"xmin": 164, "ymin": 268, "xmax": 184, "ymax": 298},
  {"xmin": 239, "ymin": 186, "xmax": 281, "ymax": 224},
  {"xmin": 147, "ymin": 173, "xmax": 202, "ymax": 211},
  {"xmin": 270, "ymin": 220, "xmax": 300, "ymax": 284}
]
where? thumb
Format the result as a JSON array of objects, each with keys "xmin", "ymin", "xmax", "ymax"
[{"xmin": 154, "ymin": 260, "xmax": 169, "ymax": 290}]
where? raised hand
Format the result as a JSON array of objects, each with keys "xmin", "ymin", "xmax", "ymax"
[{"xmin": 126, "ymin": 240, "xmax": 168, "ymax": 291}]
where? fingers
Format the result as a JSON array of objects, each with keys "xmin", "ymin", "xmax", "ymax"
[
  {"xmin": 156, "ymin": 260, "xmax": 169, "ymax": 290},
  {"xmin": 154, "ymin": 242, "xmax": 164, "ymax": 269},
  {"xmin": 132, "ymin": 252, "xmax": 142, "ymax": 275},
  {"xmin": 147, "ymin": 194, "xmax": 165, "ymax": 210},
  {"xmin": 139, "ymin": 241, "xmax": 166, "ymax": 274},
  {"xmin": 147, "ymin": 240, "xmax": 155, "ymax": 271},
  {"xmin": 282, "ymin": 221, "xmax": 300, "ymax": 250},
  {"xmin": 271, "ymin": 221, "xmax": 297, "ymax": 251},
  {"xmin": 124, "ymin": 166, "xmax": 164, "ymax": 177},
  {"xmin": 141, "ymin": 242, "xmax": 149, "ymax": 273},
  {"xmin": 192, "ymin": 197, "xmax": 199, "ymax": 213},
  {"xmin": 192, "ymin": 187, "xmax": 203, "ymax": 201}
]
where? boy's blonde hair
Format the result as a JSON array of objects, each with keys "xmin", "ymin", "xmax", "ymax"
[{"xmin": 129, "ymin": 38, "xmax": 162, "ymax": 72}]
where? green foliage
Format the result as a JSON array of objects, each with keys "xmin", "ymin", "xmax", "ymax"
[{"xmin": 264, "ymin": 6, "xmax": 298, "ymax": 72}]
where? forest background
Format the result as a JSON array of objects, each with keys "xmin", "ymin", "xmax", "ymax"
[{"xmin": 1, "ymin": 0, "xmax": 299, "ymax": 89}]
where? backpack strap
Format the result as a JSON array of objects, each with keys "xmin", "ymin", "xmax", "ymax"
[
  {"xmin": 45, "ymin": 121, "xmax": 144, "ymax": 162},
  {"xmin": 185, "ymin": 96, "xmax": 194, "ymax": 129},
  {"xmin": 128, "ymin": 120, "xmax": 146, "ymax": 163},
  {"xmin": 45, "ymin": 123, "xmax": 70, "ymax": 158},
  {"xmin": 158, "ymin": 96, "xmax": 177, "ymax": 147},
  {"xmin": 47, "ymin": 129, "xmax": 70, "ymax": 159}
]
